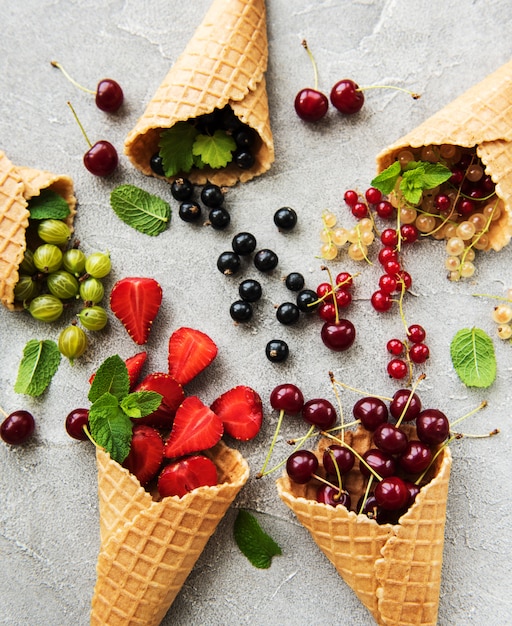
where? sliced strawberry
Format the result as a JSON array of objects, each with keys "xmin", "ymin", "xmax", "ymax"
[
  {"xmin": 110, "ymin": 277, "xmax": 163, "ymax": 345},
  {"xmin": 88, "ymin": 351, "xmax": 147, "ymax": 388},
  {"xmin": 133, "ymin": 372, "xmax": 185, "ymax": 429},
  {"xmin": 164, "ymin": 396, "xmax": 223, "ymax": 459},
  {"xmin": 157, "ymin": 455, "xmax": 218, "ymax": 498},
  {"xmin": 123, "ymin": 424, "xmax": 164, "ymax": 486},
  {"xmin": 168, "ymin": 327, "xmax": 218, "ymax": 385},
  {"xmin": 210, "ymin": 385, "xmax": 263, "ymax": 441}
]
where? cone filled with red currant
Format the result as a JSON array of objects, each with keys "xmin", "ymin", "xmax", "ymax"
[
  {"xmin": 276, "ymin": 424, "xmax": 451, "ymax": 626},
  {"xmin": 0, "ymin": 150, "xmax": 76, "ymax": 310},
  {"xmin": 375, "ymin": 59, "xmax": 512, "ymax": 255},
  {"xmin": 124, "ymin": 0, "xmax": 274, "ymax": 187}
]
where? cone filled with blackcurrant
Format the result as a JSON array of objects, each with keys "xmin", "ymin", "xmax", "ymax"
[
  {"xmin": 0, "ymin": 150, "xmax": 76, "ymax": 310},
  {"xmin": 375, "ymin": 58, "xmax": 512, "ymax": 252},
  {"xmin": 90, "ymin": 441, "xmax": 249, "ymax": 625},
  {"xmin": 124, "ymin": 0, "xmax": 274, "ymax": 187},
  {"xmin": 276, "ymin": 424, "xmax": 451, "ymax": 626}
]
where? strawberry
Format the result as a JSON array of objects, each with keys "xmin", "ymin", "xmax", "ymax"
[
  {"xmin": 133, "ymin": 372, "xmax": 184, "ymax": 429},
  {"xmin": 164, "ymin": 396, "xmax": 223, "ymax": 459},
  {"xmin": 211, "ymin": 385, "xmax": 263, "ymax": 441},
  {"xmin": 123, "ymin": 424, "xmax": 164, "ymax": 485},
  {"xmin": 157, "ymin": 455, "xmax": 218, "ymax": 498},
  {"xmin": 110, "ymin": 277, "xmax": 163, "ymax": 345},
  {"xmin": 88, "ymin": 351, "xmax": 147, "ymax": 388},
  {"xmin": 168, "ymin": 327, "xmax": 218, "ymax": 385}
]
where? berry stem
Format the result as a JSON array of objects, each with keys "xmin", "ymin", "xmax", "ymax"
[
  {"xmin": 0, "ymin": 406, "xmax": 8, "ymax": 418},
  {"xmin": 257, "ymin": 409, "xmax": 286, "ymax": 478},
  {"xmin": 324, "ymin": 446, "xmax": 344, "ymax": 498},
  {"xmin": 67, "ymin": 101, "xmax": 92, "ymax": 148},
  {"xmin": 258, "ymin": 425, "xmax": 316, "ymax": 478},
  {"xmin": 321, "ymin": 431, "xmax": 384, "ymax": 482},
  {"xmin": 301, "ymin": 39, "xmax": 319, "ymax": 91},
  {"xmin": 395, "ymin": 373, "xmax": 426, "ymax": 427},
  {"xmin": 357, "ymin": 84, "xmax": 421, "ymax": 100},
  {"xmin": 449, "ymin": 400, "xmax": 488, "ymax": 428},
  {"xmin": 329, "ymin": 371, "xmax": 393, "ymax": 402},
  {"xmin": 358, "ymin": 475, "xmax": 374, "ymax": 515},
  {"xmin": 51, "ymin": 61, "xmax": 95, "ymax": 94}
]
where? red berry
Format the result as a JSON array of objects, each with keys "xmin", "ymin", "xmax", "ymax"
[
  {"xmin": 335, "ymin": 289, "xmax": 352, "ymax": 308},
  {"xmin": 399, "ymin": 441, "xmax": 433, "ymax": 474},
  {"xmin": 270, "ymin": 384, "xmax": 304, "ymax": 413},
  {"xmin": 365, "ymin": 187, "xmax": 382, "ymax": 204},
  {"xmin": 396, "ymin": 270, "xmax": 412, "ymax": 290},
  {"xmin": 286, "ymin": 449, "xmax": 318, "ymax": 483},
  {"xmin": 407, "ymin": 324, "xmax": 426, "ymax": 343},
  {"xmin": 318, "ymin": 301, "xmax": 336, "ymax": 322},
  {"xmin": 352, "ymin": 202, "xmax": 368, "ymax": 219},
  {"xmin": 294, "ymin": 88, "xmax": 329, "ymax": 122},
  {"xmin": 83, "ymin": 140, "xmax": 118, "ymax": 177},
  {"xmin": 1, "ymin": 410, "xmax": 35, "ymax": 445},
  {"xmin": 387, "ymin": 358, "xmax": 408, "ymax": 379},
  {"xmin": 386, "ymin": 338, "xmax": 404, "ymax": 356},
  {"xmin": 434, "ymin": 193, "xmax": 451, "ymax": 211},
  {"xmin": 65, "ymin": 408, "xmax": 90, "ymax": 440},
  {"xmin": 375, "ymin": 200, "xmax": 394, "ymax": 219},
  {"xmin": 316, "ymin": 282, "xmax": 333, "ymax": 301},
  {"xmin": 375, "ymin": 476, "xmax": 409, "ymax": 511},
  {"xmin": 379, "ymin": 274, "xmax": 398, "ymax": 294},
  {"xmin": 343, "ymin": 190, "xmax": 359, "ymax": 207},
  {"xmin": 378, "ymin": 246, "xmax": 399, "ymax": 266},
  {"xmin": 330, "ymin": 79, "xmax": 364, "ymax": 114},
  {"xmin": 335, "ymin": 272, "xmax": 353, "ymax": 290},
  {"xmin": 409, "ymin": 343, "xmax": 430, "ymax": 364},
  {"xmin": 321, "ymin": 319, "xmax": 356, "ymax": 351},
  {"xmin": 371, "ymin": 290, "xmax": 393, "ymax": 312},
  {"xmin": 302, "ymin": 398, "xmax": 337, "ymax": 430},
  {"xmin": 400, "ymin": 223, "xmax": 419, "ymax": 244},
  {"xmin": 95, "ymin": 78, "xmax": 124, "ymax": 112},
  {"xmin": 381, "ymin": 228, "xmax": 399, "ymax": 247}
]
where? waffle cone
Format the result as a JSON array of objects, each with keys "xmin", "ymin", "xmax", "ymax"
[
  {"xmin": 0, "ymin": 150, "xmax": 76, "ymax": 310},
  {"xmin": 276, "ymin": 427, "xmax": 452, "ymax": 626},
  {"xmin": 124, "ymin": 0, "xmax": 274, "ymax": 187},
  {"xmin": 376, "ymin": 59, "xmax": 512, "ymax": 250},
  {"xmin": 90, "ymin": 441, "xmax": 249, "ymax": 626}
]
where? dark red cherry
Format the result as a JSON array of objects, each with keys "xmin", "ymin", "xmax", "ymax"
[
  {"xmin": 302, "ymin": 398, "xmax": 337, "ymax": 429},
  {"xmin": 65, "ymin": 408, "xmax": 90, "ymax": 441},
  {"xmin": 316, "ymin": 484, "xmax": 351, "ymax": 508},
  {"xmin": 323, "ymin": 445, "xmax": 355, "ymax": 475},
  {"xmin": 320, "ymin": 319, "xmax": 356, "ymax": 351},
  {"xmin": 330, "ymin": 79, "xmax": 365, "ymax": 114},
  {"xmin": 416, "ymin": 409, "xmax": 450, "ymax": 445},
  {"xmin": 399, "ymin": 440, "xmax": 433, "ymax": 474},
  {"xmin": 1, "ymin": 410, "xmax": 35, "ymax": 445},
  {"xmin": 373, "ymin": 423, "xmax": 408, "ymax": 455},
  {"xmin": 83, "ymin": 140, "xmax": 118, "ymax": 176},
  {"xmin": 270, "ymin": 384, "xmax": 304, "ymax": 414},
  {"xmin": 95, "ymin": 79, "xmax": 124, "ymax": 112},
  {"xmin": 352, "ymin": 396, "xmax": 388, "ymax": 431},
  {"xmin": 294, "ymin": 88, "xmax": 329, "ymax": 122},
  {"xmin": 375, "ymin": 476, "xmax": 409, "ymax": 511},
  {"xmin": 360, "ymin": 448, "xmax": 396, "ymax": 478},
  {"xmin": 286, "ymin": 449, "xmax": 318, "ymax": 484},
  {"xmin": 389, "ymin": 389, "xmax": 422, "ymax": 422}
]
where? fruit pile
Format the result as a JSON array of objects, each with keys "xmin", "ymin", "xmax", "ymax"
[
  {"xmin": 66, "ymin": 327, "xmax": 263, "ymax": 499},
  {"xmin": 490, "ymin": 289, "xmax": 512, "ymax": 341}
]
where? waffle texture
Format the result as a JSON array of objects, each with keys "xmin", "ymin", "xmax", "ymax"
[
  {"xmin": 124, "ymin": 0, "xmax": 274, "ymax": 186},
  {"xmin": 0, "ymin": 150, "xmax": 76, "ymax": 309},
  {"xmin": 276, "ymin": 426, "xmax": 451, "ymax": 626},
  {"xmin": 90, "ymin": 441, "xmax": 249, "ymax": 626},
  {"xmin": 376, "ymin": 58, "xmax": 512, "ymax": 250}
]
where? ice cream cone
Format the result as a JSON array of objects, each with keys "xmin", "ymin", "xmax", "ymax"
[
  {"xmin": 124, "ymin": 0, "xmax": 274, "ymax": 187},
  {"xmin": 90, "ymin": 441, "xmax": 250, "ymax": 626},
  {"xmin": 0, "ymin": 150, "xmax": 76, "ymax": 310},
  {"xmin": 376, "ymin": 59, "xmax": 512, "ymax": 251},
  {"xmin": 276, "ymin": 426, "xmax": 452, "ymax": 626}
]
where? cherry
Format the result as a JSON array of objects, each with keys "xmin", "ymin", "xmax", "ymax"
[
  {"xmin": 330, "ymin": 79, "xmax": 364, "ymax": 114},
  {"xmin": 157, "ymin": 455, "xmax": 218, "ymax": 498},
  {"xmin": 65, "ymin": 408, "xmax": 90, "ymax": 440},
  {"xmin": 390, "ymin": 389, "xmax": 422, "ymax": 422},
  {"xmin": 352, "ymin": 396, "xmax": 388, "ymax": 431},
  {"xmin": 374, "ymin": 476, "xmax": 409, "ymax": 511},
  {"xmin": 294, "ymin": 40, "xmax": 328, "ymax": 122},
  {"xmin": 1, "ymin": 409, "xmax": 35, "ymax": 445},
  {"xmin": 270, "ymin": 384, "xmax": 304, "ymax": 414},
  {"xmin": 373, "ymin": 422, "xmax": 408, "ymax": 455},
  {"xmin": 360, "ymin": 448, "xmax": 396, "ymax": 478},
  {"xmin": 302, "ymin": 398, "xmax": 337, "ymax": 430},
  {"xmin": 416, "ymin": 409, "xmax": 450, "ymax": 445},
  {"xmin": 404, "ymin": 480, "xmax": 421, "ymax": 507},
  {"xmin": 67, "ymin": 101, "xmax": 118, "ymax": 176},
  {"xmin": 316, "ymin": 484, "xmax": 351, "ymax": 508},
  {"xmin": 323, "ymin": 445, "xmax": 355, "ymax": 475},
  {"xmin": 286, "ymin": 449, "xmax": 319, "ymax": 483},
  {"xmin": 321, "ymin": 319, "xmax": 356, "ymax": 351},
  {"xmin": 399, "ymin": 440, "xmax": 433, "ymax": 474}
]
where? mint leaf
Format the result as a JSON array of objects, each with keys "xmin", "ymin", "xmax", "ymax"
[
  {"xmin": 88, "ymin": 355, "xmax": 130, "ymax": 403},
  {"xmin": 371, "ymin": 161, "xmax": 401, "ymax": 195},
  {"xmin": 28, "ymin": 189, "xmax": 70, "ymax": 220},
  {"xmin": 234, "ymin": 509, "xmax": 282, "ymax": 569},
  {"xmin": 121, "ymin": 391, "xmax": 162, "ymax": 418},
  {"xmin": 89, "ymin": 392, "xmax": 133, "ymax": 463},
  {"xmin": 110, "ymin": 185, "xmax": 171, "ymax": 237},
  {"xmin": 14, "ymin": 339, "xmax": 61, "ymax": 396},
  {"xmin": 416, "ymin": 162, "xmax": 452, "ymax": 188},
  {"xmin": 450, "ymin": 328, "xmax": 497, "ymax": 388},
  {"xmin": 159, "ymin": 122, "xmax": 198, "ymax": 177},
  {"xmin": 192, "ymin": 130, "xmax": 236, "ymax": 169}
]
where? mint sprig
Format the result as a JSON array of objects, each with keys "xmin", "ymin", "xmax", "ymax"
[
  {"xmin": 371, "ymin": 160, "xmax": 452, "ymax": 206},
  {"xmin": 450, "ymin": 328, "xmax": 497, "ymax": 388},
  {"xmin": 110, "ymin": 185, "xmax": 171, "ymax": 237},
  {"xmin": 234, "ymin": 509, "xmax": 282, "ymax": 569},
  {"xmin": 14, "ymin": 339, "xmax": 61, "ymax": 396},
  {"xmin": 28, "ymin": 189, "xmax": 70, "ymax": 220},
  {"xmin": 88, "ymin": 354, "xmax": 162, "ymax": 463}
]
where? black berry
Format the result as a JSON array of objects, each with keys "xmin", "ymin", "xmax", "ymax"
[
  {"xmin": 274, "ymin": 207, "xmax": 298, "ymax": 231},
  {"xmin": 266, "ymin": 339, "xmax": 289, "ymax": 363},
  {"xmin": 201, "ymin": 183, "xmax": 224, "ymax": 207},
  {"xmin": 171, "ymin": 177, "xmax": 194, "ymax": 201},
  {"xmin": 254, "ymin": 249, "xmax": 278, "ymax": 272},
  {"xmin": 150, "ymin": 153, "xmax": 165, "ymax": 176},
  {"xmin": 179, "ymin": 201, "xmax": 202, "ymax": 223},
  {"xmin": 232, "ymin": 232, "xmax": 257, "ymax": 255},
  {"xmin": 296, "ymin": 289, "xmax": 319, "ymax": 313},
  {"xmin": 239, "ymin": 279, "xmax": 262, "ymax": 302},
  {"xmin": 285, "ymin": 272, "xmax": 305, "ymax": 291},
  {"xmin": 217, "ymin": 251, "xmax": 241, "ymax": 275},
  {"xmin": 234, "ymin": 150, "xmax": 255, "ymax": 169},
  {"xmin": 276, "ymin": 302, "xmax": 300, "ymax": 325},
  {"xmin": 208, "ymin": 207, "xmax": 231, "ymax": 230},
  {"xmin": 230, "ymin": 300, "xmax": 253, "ymax": 322}
]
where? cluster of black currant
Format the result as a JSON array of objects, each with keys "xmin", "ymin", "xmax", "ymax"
[{"xmin": 167, "ymin": 178, "xmax": 231, "ymax": 230}]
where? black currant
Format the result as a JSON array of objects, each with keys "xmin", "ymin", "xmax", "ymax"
[
  {"xmin": 232, "ymin": 232, "xmax": 257, "ymax": 255},
  {"xmin": 234, "ymin": 128, "xmax": 256, "ymax": 149},
  {"xmin": 254, "ymin": 249, "xmax": 278, "ymax": 272},
  {"xmin": 149, "ymin": 153, "xmax": 165, "ymax": 176},
  {"xmin": 276, "ymin": 302, "xmax": 300, "ymax": 325},
  {"xmin": 285, "ymin": 272, "xmax": 305, "ymax": 291},
  {"xmin": 296, "ymin": 289, "xmax": 319, "ymax": 313},
  {"xmin": 171, "ymin": 177, "xmax": 194, "ymax": 201},
  {"xmin": 239, "ymin": 279, "xmax": 262, "ymax": 302},
  {"xmin": 234, "ymin": 150, "xmax": 255, "ymax": 169},
  {"xmin": 201, "ymin": 183, "xmax": 224, "ymax": 207},
  {"xmin": 274, "ymin": 207, "xmax": 298, "ymax": 231},
  {"xmin": 208, "ymin": 207, "xmax": 231, "ymax": 230},
  {"xmin": 178, "ymin": 201, "xmax": 202, "ymax": 223},
  {"xmin": 266, "ymin": 339, "xmax": 289, "ymax": 363},
  {"xmin": 217, "ymin": 251, "xmax": 241, "ymax": 276},
  {"xmin": 230, "ymin": 300, "xmax": 253, "ymax": 322}
]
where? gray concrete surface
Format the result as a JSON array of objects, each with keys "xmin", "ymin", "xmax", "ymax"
[{"xmin": 1, "ymin": 1, "xmax": 511, "ymax": 624}]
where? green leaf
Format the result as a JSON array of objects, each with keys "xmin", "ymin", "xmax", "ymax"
[
  {"xmin": 234, "ymin": 509, "xmax": 282, "ymax": 569},
  {"xmin": 192, "ymin": 130, "xmax": 236, "ymax": 169},
  {"xmin": 159, "ymin": 122, "xmax": 198, "ymax": 177},
  {"xmin": 371, "ymin": 161, "xmax": 401, "ymax": 195},
  {"xmin": 121, "ymin": 391, "xmax": 162, "ymax": 418},
  {"xmin": 417, "ymin": 162, "xmax": 452, "ymax": 189},
  {"xmin": 14, "ymin": 339, "xmax": 61, "ymax": 396},
  {"xmin": 399, "ymin": 174, "xmax": 424, "ymax": 205},
  {"xmin": 450, "ymin": 328, "xmax": 497, "ymax": 388},
  {"xmin": 27, "ymin": 189, "xmax": 70, "ymax": 220},
  {"xmin": 89, "ymin": 393, "xmax": 133, "ymax": 463},
  {"xmin": 88, "ymin": 355, "xmax": 130, "ymax": 404},
  {"xmin": 110, "ymin": 185, "xmax": 171, "ymax": 237}
]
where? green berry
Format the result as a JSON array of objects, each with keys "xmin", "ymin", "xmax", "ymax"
[
  {"xmin": 19, "ymin": 249, "xmax": 36, "ymax": 275},
  {"xmin": 28, "ymin": 294, "xmax": 64, "ymax": 322},
  {"xmin": 78, "ymin": 306, "xmax": 108, "ymax": 331},
  {"xmin": 37, "ymin": 219, "xmax": 71, "ymax": 245},
  {"xmin": 33, "ymin": 244, "xmax": 63, "ymax": 274},
  {"xmin": 58, "ymin": 325, "xmax": 87, "ymax": 364},
  {"xmin": 14, "ymin": 275, "xmax": 40, "ymax": 302},
  {"xmin": 79, "ymin": 277, "xmax": 104, "ymax": 304},
  {"xmin": 47, "ymin": 270, "xmax": 79, "ymax": 300},
  {"xmin": 85, "ymin": 252, "xmax": 111, "ymax": 278},
  {"xmin": 62, "ymin": 248, "xmax": 86, "ymax": 276}
]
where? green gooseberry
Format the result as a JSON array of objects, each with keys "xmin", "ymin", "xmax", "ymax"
[
  {"xmin": 37, "ymin": 219, "xmax": 71, "ymax": 246},
  {"xmin": 28, "ymin": 294, "xmax": 64, "ymax": 322},
  {"xmin": 47, "ymin": 270, "xmax": 79, "ymax": 300},
  {"xmin": 58, "ymin": 325, "xmax": 88, "ymax": 364},
  {"xmin": 62, "ymin": 248, "xmax": 86, "ymax": 276},
  {"xmin": 19, "ymin": 249, "xmax": 36, "ymax": 275},
  {"xmin": 78, "ymin": 306, "xmax": 108, "ymax": 331},
  {"xmin": 33, "ymin": 244, "xmax": 63, "ymax": 274},
  {"xmin": 79, "ymin": 277, "xmax": 104, "ymax": 304},
  {"xmin": 14, "ymin": 275, "xmax": 40, "ymax": 302},
  {"xmin": 85, "ymin": 252, "xmax": 111, "ymax": 278}
]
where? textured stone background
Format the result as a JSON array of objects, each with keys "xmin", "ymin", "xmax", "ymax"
[{"xmin": 1, "ymin": 1, "xmax": 511, "ymax": 624}]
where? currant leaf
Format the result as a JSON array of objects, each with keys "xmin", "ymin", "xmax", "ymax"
[
  {"xmin": 159, "ymin": 122, "xmax": 198, "ymax": 176},
  {"xmin": 14, "ymin": 339, "xmax": 61, "ymax": 397},
  {"xmin": 110, "ymin": 185, "xmax": 171, "ymax": 237},
  {"xmin": 234, "ymin": 509, "xmax": 282, "ymax": 569},
  {"xmin": 450, "ymin": 327, "xmax": 497, "ymax": 388},
  {"xmin": 192, "ymin": 130, "xmax": 236, "ymax": 169}
]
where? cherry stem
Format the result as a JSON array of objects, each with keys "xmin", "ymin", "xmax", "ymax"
[
  {"xmin": 395, "ymin": 373, "xmax": 426, "ymax": 427},
  {"xmin": 452, "ymin": 428, "xmax": 499, "ymax": 439},
  {"xmin": 286, "ymin": 419, "xmax": 359, "ymax": 444},
  {"xmin": 259, "ymin": 424, "xmax": 316, "ymax": 478},
  {"xmin": 357, "ymin": 84, "xmax": 421, "ymax": 99},
  {"xmin": 51, "ymin": 61, "xmax": 95, "ymax": 95},
  {"xmin": 0, "ymin": 406, "xmax": 8, "ymax": 418},
  {"xmin": 321, "ymin": 265, "xmax": 340, "ymax": 324},
  {"xmin": 301, "ymin": 39, "xmax": 320, "ymax": 91},
  {"xmin": 257, "ymin": 409, "xmax": 286, "ymax": 478},
  {"xmin": 449, "ymin": 400, "xmax": 488, "ymax": 428},
  {"xmin": 321, "ymin": 430, "xmax": 383, "ymax": 482},
  {"xmin": 358, "ymin": 475, "xmax": 374, "ymax": 515},
  {"xmin": 325, "ymin": 446, "xmax": 344, "ymax": 496},
  {"xmin": 472, "ymin": 293, "xmax": 512, "ymax": 304},
  {"xmin": 83, "ymin": 424, "xmax": 101, "ymax": 449},
  {"xmin": 329, "ymin": 371, "xmax": 392, "ymax": 402},
  {"xmin": 67, "ymin": 101, "xmax": 92, "ymax": 148},
  {"xmin": 329, "ymin": 371, "xmax": 345, "ymax": 442}
]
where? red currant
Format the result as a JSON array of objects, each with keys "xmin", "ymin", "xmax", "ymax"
[
  {"xmin": 351, "ymin": 202, "xmax": 368, "ymax": 219},
  {"xmin": 381, "ymin": 228, "xmax": 399, "ymax": 247},
  {"xmin": 343, "ymin": 189, "xmax": 359, "ymax": 207},
  {"xmin": 365, "ymin": 187, "xmax": 382, "ymax": 204},
  {"xmin": 335, "ymin": 289, "xmax": 352, "ymax": 309},
  {"xmin": 407, "ymin": 324, "xmax": 426, "ymax": 343},
  {"xmin": 400, "ymin": 224, "xmax": 419, "ymax": 244},
  {"xmin": 371, "ymin": 290, "xmax": 393, "ymax": 312},
  {"xmin": 335, "ymin": 272, "xmax": 353, "ymax": 290},
  {"xmin": 375, "ymin": 200, "xmax": 394, "ymax": 219},
  {"xmin": 378, "ymin": 246, "xmax": 399, "ymax": 266},
  {"xmin": 409, "ymin": 342, "xmax": 430, "ymax": 364},
  {"xmin": 387, "ymin": 358, "xmax": 408, "ymax": 379},
  {"xmin": 379, "ymin": 274, "xmax": 398, "ymax": 294},
  {"xmin": 386, "ymin": 338, "xmax": 404, "ymax": 356}
]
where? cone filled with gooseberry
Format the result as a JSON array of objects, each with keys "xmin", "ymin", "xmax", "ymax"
[{"xmin": 276, "ymin": 425, "xmax": 451, "ymax": 626}]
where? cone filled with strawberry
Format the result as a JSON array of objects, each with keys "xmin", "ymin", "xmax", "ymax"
[{"xmin": 87, "ymin": 327, "xmax": 263, "ymax": 626}]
